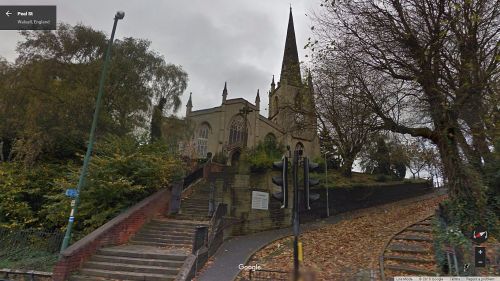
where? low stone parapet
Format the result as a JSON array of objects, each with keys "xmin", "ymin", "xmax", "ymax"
[{"xmin": 52, "ymin": 188, "xmax": 171, "ymax": 281}]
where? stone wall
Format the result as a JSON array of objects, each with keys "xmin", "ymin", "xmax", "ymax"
[{"xmin": 212, "ymin": 170, "xmax": 433, "ymax": 236}]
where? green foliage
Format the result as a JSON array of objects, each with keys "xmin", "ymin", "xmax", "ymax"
[
  {"xmin": 433, "ymin": 215, "xmax": 473, "ymax": 275},
  {"xmin": 0, "ymin": 162, "xmax": 73, "ymax": 229},
  {"xmin": 240, "ymin": 139, "xmax": 285, "ymax": 173},
  {"xmin": 0, "ymin": 23, "xmax": 188, "ymax": 165},
  {"xmin": 0, "ymin": 136, "xmax": 185, "ymax": 236},
  {"xmin": 375, "ymin": 174, "xmax": 388, "ymax": 182},
  {"xmin": 360, "ymin": 136, "xmax": 411, "ymax": 179},
  {"xmin": 74, "ymin": 135, "xmax": 184, "ymax": 236},
  {"xmin": 484, "ymin": 140, "xmax": 500, "ymax": 224}
]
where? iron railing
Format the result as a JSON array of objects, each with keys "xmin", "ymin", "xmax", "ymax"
[{"xmin": 183, "ymin": 165, "xmax": 204, "ymax": 190}]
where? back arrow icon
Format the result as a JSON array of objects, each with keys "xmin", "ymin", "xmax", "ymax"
[{"xmin": 6, "ymin": 11, "xmax": 12, "ymax": 17}]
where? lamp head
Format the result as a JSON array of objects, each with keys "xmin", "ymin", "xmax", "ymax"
[{"xmin": 115, "ymin": 11, "xmax": 125, "ymax": 20}]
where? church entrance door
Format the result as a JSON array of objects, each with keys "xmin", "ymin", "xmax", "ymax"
[{"xmin": 230, "ymin": 150, "xmax": 241, "ymax": 166}]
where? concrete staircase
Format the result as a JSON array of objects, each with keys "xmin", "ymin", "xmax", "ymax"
[
  {"xmin": 382, "ymin": 216, "xmax": 438, "ymax": 279},
  {"xmin": 69, "ymin": 181, "xmax": 214, "ymax": 281},
  {"xmin": 174, "ymin": 183, "xmax": 212, "ymax": 221},
  {"xmin": 70, "ymin": 245, "xmax": 187, "ymax": 281},
  {"xmin": 70, "ymin": 219, "xmax": 208, "ymax": 280},
  {"xmin": 130, "ymin": 219, "xmax": 202, "ymax": 248}
]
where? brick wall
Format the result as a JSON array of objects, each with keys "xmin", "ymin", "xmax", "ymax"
[{"xmin": 52, "ymin": 188, "xmax": 171, "ymax": 281}]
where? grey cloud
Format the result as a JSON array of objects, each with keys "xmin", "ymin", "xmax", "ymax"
[{"xmin": 0, "ymin": 0, "xmax": 319, "ymax": 118}]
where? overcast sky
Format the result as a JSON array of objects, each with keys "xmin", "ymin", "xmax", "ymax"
[{"xmin": 0, "ymin": 0, "xmax": 320, "ymax": 117}]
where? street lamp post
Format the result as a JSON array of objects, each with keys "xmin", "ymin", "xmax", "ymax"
[
  {"xmin": 324, "ymin": 151, "xmax": 330, "ymax": 217},
  {"xmin": 60, "ymin": 11, "xmax": 125, "ymax": 253}
]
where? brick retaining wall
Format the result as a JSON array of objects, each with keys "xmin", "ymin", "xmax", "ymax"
[{"xmin": 52, "ymin": 188, "xmax": 171, "ymax": 281}]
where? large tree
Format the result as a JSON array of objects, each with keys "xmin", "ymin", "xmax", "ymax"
[
  {"xmin": 0, "ymin": 24, "xmax": 188, "ymax": 164},
  {"xmin": 314, "ymin": 53, "xmax": 379, "ymax": 177},
  {"xmin": 313, "ymin": 0, "xmax": 499, "ymax": 230}
]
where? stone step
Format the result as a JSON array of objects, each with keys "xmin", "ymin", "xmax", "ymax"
[
  {"xmin": 387, "ymin": 244, "xmax": 432, "ymax": 254},
  {"xmin": 385, "ymin": 265, "xmax": 436, "ymax": 276},
  {"xmin": 384, "ymin": 255, "xmax": 434, "ymax": 264},
  {"xmin": 181, "ymin": 206, "xmax": 209, "ymax": 211},
  {"xmin": 142, "ymin": 227, "xmax": 197, "ymax": 234},
  {"xmin": 85, "ymin": 261, "xmax": 179, "ymax": 275},
  {"xmin": 138, "ymin": 229, "xmax": 194, "ymax": 237},
  {"xmin": 79, "ymin": 268, "xmax": 176, "ymax": 281},
  {"xmin": 131, "ymin": 236, "xmax": 193, "ymax": 244},
  {"xmin": 395, "ymin": 235, "xmax": 433, "ymax": 242},
  {"xmin": 182, "ymin": 197, "xmax": 210, "ymax": 201},
  {"xmin": 179, "ymin": 210, "xmax": 208, "ymax": 216},
  {"xmin": 70, "ymin": 275, "xmax": 132, "ymax": 281},
  {"xmin": 406, "ymin": 226, "xmax": 432, "ymax": 233},
  {"xmin": 173, "ymin": 215, "xmax": 210, "ymax": 221},
  {"xmin": 179, "ymin": 211, "xmax": 209, "ymax": 215},
  {"xmin": 145, "ymin": 224, "xmax": 198, "ymax": 230},
  {"xmin": 92, "ymin": 255, "xmax": 184, "ymax": 267},
  {"xmin": 134, "ymin": 231, "xmax": 194, "ymax": 237},
  {"xmin": 129, "ymin": 240, "xmax": 191, "ymax": 247},
  {"xmin": 150, "ymin": 219, "xmax": 206, "ymax": 226},
  {"xmin": 97, "ymin": 248, "xmax": 186, "ymax": 261},
  {"xmin": 151, "ymin": 220, "xmax": 208, "ymax": 226}
]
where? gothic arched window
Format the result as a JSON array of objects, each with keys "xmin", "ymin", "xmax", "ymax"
[
  {"xmin": 197, "ymin": 123, "xmax": 210, "ymax": 158},
  {"xmin": 264, "ymin": 133, "xmax": 277, "ymax": 147},
  {"xmin": 229, "ymin": 115, "xmax": 247, "ymax": 145}
]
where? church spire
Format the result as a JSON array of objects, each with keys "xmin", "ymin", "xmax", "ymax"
[
  {"xmin": 222, "ymin": 81, "xmax": 228, "ymax": 103},
  {"xmin": 280, "ymin": 7, "xmax": 301, "ymax": 86},
  {"xmin": 186, "ymin": 92, "xmax": 193, "ymax": 116}
]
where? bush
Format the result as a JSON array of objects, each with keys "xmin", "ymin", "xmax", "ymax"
[
  {"xmin": 0, "ymin": 135, "xmax": 185, "ymax": 237},
  {"xmin": 375, "ymin": 174, "xmax": 388, "ymax": 182},
  {"xmin": 240, "ymin": 140, "xmax": 285, "ymax": 173},
  {"xmin": 73, "ymin": 136, "xmax": 184, "ymax": 236}
]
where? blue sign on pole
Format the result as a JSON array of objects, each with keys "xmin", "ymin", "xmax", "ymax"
[
  {"xmin": 65, "ymin": 189, "xmax": 79, "ymax": 198},
  {"xmin": 69, "ymin": 216, "xmax": 74, "ymax": 222}
]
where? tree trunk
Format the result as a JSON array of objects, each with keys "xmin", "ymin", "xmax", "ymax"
[
  {"xmin": 150, "ymin": 97, "xmax": 167, "ymax": 142},
  {"xmin": 341, "ymin": 156, "xmax": 355, "ymax": 178},
  {"xmin": 435, "ymin": 128, "xmax": 488, "ymax": 229},
  {"xmin": 0, "ymin": 140, "xmax": 3, "ymax": 162}
]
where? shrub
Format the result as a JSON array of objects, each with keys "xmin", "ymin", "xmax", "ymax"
[
  {"xmin": 240, "ymin": 140, "xmax": 285, "ymax": 173},
  {"xmin": 73, "ymin": 135, "xmax": 184, "ymax": 236},
  {"xmin": 0, "ymin": 135, "xmax": 185, "ymax": 237},
  {"xmin": 375, "ymin": 174, "xmax": 388, "ymax": 182}
]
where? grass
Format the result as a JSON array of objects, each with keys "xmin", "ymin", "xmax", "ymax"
[
  {"xmin": 311, "ymin": 169, "xmax": 428, "ymax": 189},
  {"xmin": 0, "ymin": 250, "xmax": 59, "ymax": 272}
]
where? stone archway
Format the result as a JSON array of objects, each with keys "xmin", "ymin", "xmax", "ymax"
[{"xmin": 230, "ymin": 149, "xmax": 241, "ymax": 167}]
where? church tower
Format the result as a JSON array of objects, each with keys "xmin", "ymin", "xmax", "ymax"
[{"xmin": 269, "ymin": 8, "xmax": 316, "ymax": 138}]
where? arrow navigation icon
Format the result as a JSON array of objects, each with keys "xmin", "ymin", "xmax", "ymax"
[{"xmin": 5, "ymin": 10, "xmax": 12, "ymax": 17}]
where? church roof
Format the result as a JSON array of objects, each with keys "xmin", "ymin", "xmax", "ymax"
[{"xmin": 280, "ymin": 8, "xmax": 302, "ymax": 87}]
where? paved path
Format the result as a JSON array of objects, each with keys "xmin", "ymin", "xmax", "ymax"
[{"xmin": 196, "ymin": 189, "xmax": 446, "ymax": 281}]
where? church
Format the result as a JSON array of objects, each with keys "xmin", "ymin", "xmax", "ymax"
[{"xmin": 184, "ymin": 8, "xmax": 320, "ymax": 165}]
